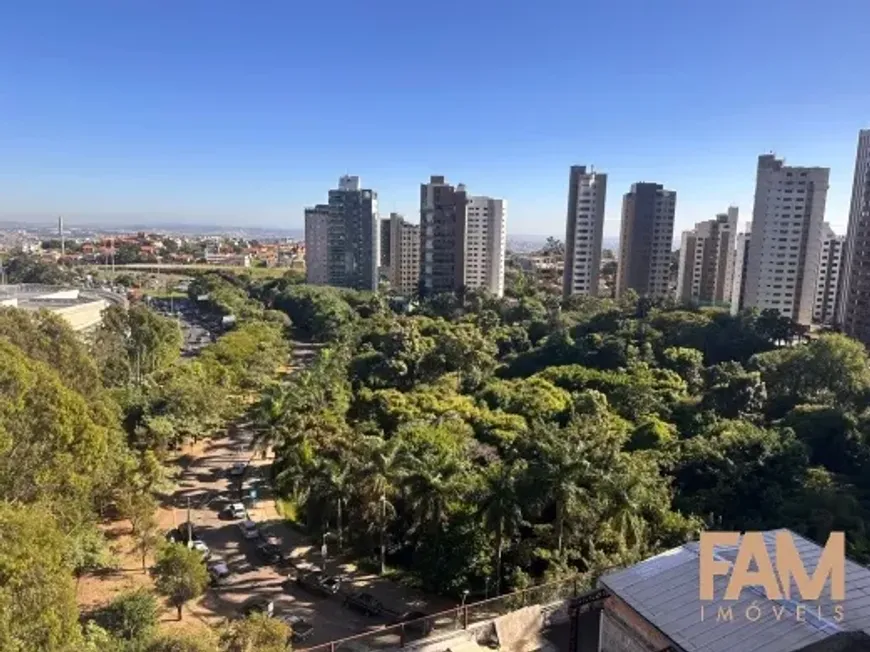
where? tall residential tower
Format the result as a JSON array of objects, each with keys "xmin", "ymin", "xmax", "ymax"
[
  {"xmin": 465, "ymin": 196, "xmax": 507, "ymax": 297},
  {"xmin": 419, "ymin": 176, "xmax": 467, "ymax": 297},
  {"xmin": 304, "ymin": 175, "xmax": 379, "ymax": 291},
  {"xmin": 563, "ymin": 165, "xmax": 607, "ymax": 299},
  {"xmin": 742, "ymin": 154, "xmax": 829, "ymax": 325},
  {"xmin": 675, "ymin": 207, "xmax": 738, "ymax": 305},
  {"xmin": 615, "ymin": 183, "xmax": 676, "ymax": 299},
  {"xmin": 837, "ymin": 130, "xmax": 870, "ymax": 341},
  {"xmin": 387, "ymin": 213, "xmax": 421, "ymax": 297}
]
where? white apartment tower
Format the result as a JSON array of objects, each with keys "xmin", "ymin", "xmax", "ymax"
[
  {"xmin": 742, "ymin": 154, "xmax": 830, "ymax": 325},
  {"xmin": 465, "ymin": 196, "xmax": 507, "ymax": 297},
  {"xmin": 813, "ymin": 223, "xmax": 844, "ymax": 324},
  {"xmin": 388, "ymin": 213, "xmax": 421, "ymax": 297},
  {"xmin": 676, "ymin": 207, "xmax": 739, "ymax": 305},
  {"xmin": 563, "ymin": 165, "xmax": 606, "ymax": 298},
  {"xmin": 837, "ymin": 130, "xmax": 870, "ymax": 342},
  {"xmin": 615, "ymin": 183, "xmax": 676, "ymax": 299},
  {"xmin": 730, "ymin": 223, "xmax": 752, "ymax": 315}
]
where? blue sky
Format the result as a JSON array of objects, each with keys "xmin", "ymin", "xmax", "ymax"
[{"xmin": 1, "ymin": 0, "xmax": 868, "ymax": 237}]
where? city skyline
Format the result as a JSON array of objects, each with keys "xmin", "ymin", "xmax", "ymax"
[{"xmin": 1, "ymin": 2, "xmax": 868, "ymax": 236}]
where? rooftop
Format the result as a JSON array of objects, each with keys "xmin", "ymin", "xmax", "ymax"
[{"xmin": 599, "ymin": 529, "xmax": 870, "ymax": 652}]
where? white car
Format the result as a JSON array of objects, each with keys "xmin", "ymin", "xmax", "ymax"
[
  {"xmin": 238, "ymin": 519, "xmax": 259, "ymax": 540},
  {"xmin": 222, "ymin": 502, "xmax": 246, "ymax": 519},
  {"xmin": 189, "ymin": 540, "xmax": 210, "ymax": 559}
]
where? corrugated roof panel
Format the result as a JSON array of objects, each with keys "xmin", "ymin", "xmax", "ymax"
[{"xmin": 600, "ymin": 529, "xmax": 870, "ymax": 652}]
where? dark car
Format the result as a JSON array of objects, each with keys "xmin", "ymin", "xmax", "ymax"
[
  {"xmin": 296, "ymin": 571, "xmax": 341, "ymax": 597},
  {"xmin": 392, "ymin": 611, "xmax": 433, "ymax": 636},
  {"xmin": 207, "ymin": 559, "xmax": 231, "ymax": 586},
  {"xmin": 343, "ymin": 592, "xmax": 384, "ymax": 617},
  {"xmin": 278, "ymin": 615, "xmax": 314, "ymax": 644},
  {"xmin": 240, "ymin": 598, "xmax": 274, "ymax": 618},
  {"xmin": 255, "ymin": 542, "xmax": 286, "ymax": 566}
]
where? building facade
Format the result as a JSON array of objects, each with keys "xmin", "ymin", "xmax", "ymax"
[
  {"xmin": 813, "ymin": 223, "xmax": 845, "ymax": 324},
  {"xmin": 837, "ymin": 130, "xmax": 870, "ymax": 341},
  {"xmin": 675, "ymin": 207, "xmax": 738, "ymax": 305},
  {"xmin": 304, "ymin": 175, "xmax": 379, "ymax": 292},
  {"xmin": 465, "ymin": 196, "xmax": 507, "ymax": 297},
  {"xmin": 742, "ymin": 154, "xmax": 829, "ymax": 325},
  {"xmin": 380, "ymin": 217, "xmax": 392, "ymax": 268},
  {"xmin": 388, "ymin": 213, "xmax": 421, "ymax": 296},
  {"xmin": 563, "ymin": 165, "xmax": 607, "ymax": 299},
  {"xmin": 419, "ymin": 175, "xmax": 468, "ymax": 297},
  {"xmin": 304, "ymin": 204, "xmax": 330, "ymax": 285},
  {"xmin": 729, "ymin": 223, "xmax": 752, "ymax": 315},
  {"xmin": 615, "ymin": 183, "xmax": 676, "ymax": 299}
]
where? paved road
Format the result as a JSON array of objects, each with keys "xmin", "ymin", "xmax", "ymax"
[
  {"xmin": 149, "ymin": 297, "xmax": 217, "ymax": 356},
  {"xmin": 166, "ymin": 342, "xmax": 450, "ymax": 647}
]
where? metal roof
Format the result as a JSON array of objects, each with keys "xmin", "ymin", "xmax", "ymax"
[{"xmin": 599, "ymin": 529, "xmax": 870, "ymax": 652}]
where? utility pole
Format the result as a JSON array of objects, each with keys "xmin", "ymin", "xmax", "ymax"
[
  {"xmin": 379, "ymin": 495, "xmax": 387, "ymax": 575},
  {"xmin": 186, "ymin": 497, "xmax": 192, "ymax": 544},
  {"xmin": 58, "ymin": 216, "xmax": 65, "ymax": 257}
]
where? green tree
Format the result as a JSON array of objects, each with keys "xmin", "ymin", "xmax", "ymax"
[
  {"xmin": 152, "ymin": 544, "xmax": 210, "ymax": 620},
  {"xmin": 94, "ymin": 588, "xmax": 158, "ymax": 642},
  {"xmin": 0, "ymin": 503, "xmax": 82, "ymax": 651},
  {"xmin": 219, "ymin": 613, "xmax": 290, "ymax": 652},
  {"xmin": 147, "ymin": 632, "xmax": 218, "ymax": 652},
  {"xmin": 477, "ymin": 460, "xmax": 527, "ymax": 595}
]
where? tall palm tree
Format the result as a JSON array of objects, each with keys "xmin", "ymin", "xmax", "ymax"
[
  {"xmin": 353, "ymin": 435, "xmax": 409, "ymax": 574},
  {"xmin": 314, "ymin": 456, "xmax": 353, "ymax": 550},
  {"xmin": 535, "ymin": 434, "xmax": 598, "ymax": 554},
  {"xmin": 477, "ymin": 460, "xmax": 526, "ymax": 595},
  {"xmin": 405, "ymin": 454, "xmax": 466, "ymax": 538}
]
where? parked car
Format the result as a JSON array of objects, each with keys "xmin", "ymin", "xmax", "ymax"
[
  {"xmin": 188, "ymin": 539, "xmax": 210, "ymax": 559},
  {"xmin": 238, "ymin": 519, "xmax": 259, "ymax": 540},
  {"xmin": 207, "ymin": 559, "xmax": 231, "ymax": 586},
  {"xmin": 165, "ymin": 524, "xmax": 198, "ymax": 546},
  {"xmin": 221, "ymin": 502, "xmax": 246, "ymax": 520},
  {"xmin": 278, "ymin": 615, "xmax": 315, "ymax": 644},
  {"xmin": 255, "ymin": 542, "xmax": 286, "ymax": 565},
  {"xmin": 391, "ymin": 611, "xmax": 433, "ymax": 636},
  {"xmin": 343, "ymin": 592, "xmax": 384, "ymax": 617},
  {"xmin": 240, "ymin": 598, "xmax": 274, "ymax": 618},
  {"xmin": 296, "ymin": 571, "xmax": 342, "ymax": 597},
  {"xmin": 229, "ymin": 462, "xmax": 247, "ymax": 477}
]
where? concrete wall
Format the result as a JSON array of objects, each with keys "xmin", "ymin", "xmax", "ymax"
[
  {"xmin": 51, "ymin": 299, "xmax": 109, "ymax": 332},
  {"xmin": 598, "ymin": 596, "xmax": 674, "ymax": 652}
]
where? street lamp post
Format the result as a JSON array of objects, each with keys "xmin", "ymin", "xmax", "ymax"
[{"xmin": 379, "ymin": 495, "xmax": 387, "ymax": 575}]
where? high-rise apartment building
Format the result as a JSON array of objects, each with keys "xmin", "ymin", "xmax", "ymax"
[
  {"xmin": 813, "ymin": 223, "xmax": 844, "ymax": 324},
  {"xmin": 303, "ymin": 175, "xmax": 379, "ymax": 292},
  {"xmin": 380, "ymin": 217, "xmax": 392, "ymax": 268},
  {"xmin": 742, "ymin": 155, "xmax": 829, "ymax": 325},
  {"xmin": 675, "ymin": 207, "xmax": 738, "ymax": 305},
  {"xmin": 563, "ymin": 165, "xmax": 606, "ymax": 299},
  {"xmin": 465, "ymin": 196, "xmax": 506, "ymax": 297},
  {"xmin": 836, "ymin": 130, "xmax": 870, "ymax": 341},
  {"xmin": 615, "ymin": 183, "xmax": 676, "ymax": 299},
  {"xmin": 304, "ymin": 204, "xmax": 330, "ymax": 285},
  {"xmin": 730, "ymin": 223, "xmax": 752, "ymax": 315},
  {"xmin": 419, "ymin": 175, "xmax": 467, "ymax": 297},
  {"xmin": 387, "ymin": 213, "xmax": 421, "ymax": 297}
]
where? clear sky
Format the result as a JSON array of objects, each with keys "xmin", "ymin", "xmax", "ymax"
[{"xmin": 1, "ymin": 0, "xmax": 868, "ymax": 238}]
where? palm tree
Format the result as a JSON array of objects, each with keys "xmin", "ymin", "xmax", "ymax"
[
  {"xmin": 477, "ymin": 460, "xmax": 526, "ymax": 595},
  {"xmin": 405, "ymin": 454, "xmax": 466, "ymax": 538},
  {"xmin": 314, "ymin": 456, "xmax": 353, "ymax": 550},
  {"xmin": 353, "ymin": 435, "xmax": 409, "ymax": 574},
  {"xmin": 534, "ymin": 433, "xmax": 598, "ymax": 554}
]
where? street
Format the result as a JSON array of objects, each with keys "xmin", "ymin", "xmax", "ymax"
[{"xmin": 164, "ymin": 342, "xmax": 451, "ymax": 647}]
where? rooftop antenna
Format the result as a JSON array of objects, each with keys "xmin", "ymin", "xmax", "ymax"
[{"xmin": 58, "ymin": 216, "xmax": 65, "ymax": 257}]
